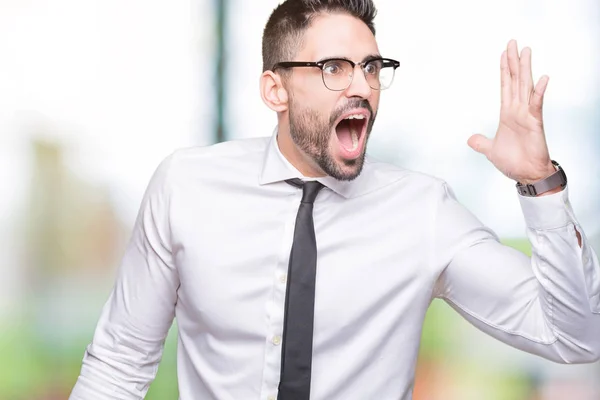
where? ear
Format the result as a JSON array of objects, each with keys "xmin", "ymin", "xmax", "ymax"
[{"xmin": 260, "ymin": 71, "xmax": 289, "ymax": 112}]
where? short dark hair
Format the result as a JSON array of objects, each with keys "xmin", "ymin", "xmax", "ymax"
[{"xmin": 262, "ymin": 0, "xmax": 377, "ymax": 72}]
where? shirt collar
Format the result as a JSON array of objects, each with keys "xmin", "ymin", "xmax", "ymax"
[{"xmin": 258, "ymin": 126, "xmax": 403, "ymax": 199}]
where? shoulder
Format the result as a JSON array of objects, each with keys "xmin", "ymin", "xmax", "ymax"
[
  {"xmin": 147, "ymin": 136, "xmax": 271, "ymax": 191},
  {"xmin": 169, "ymin": 136, "xmax": 270, "ymax": 166},
  {"xmin": 361, "ymin": 155, "xmax": 448, "ymax": 197},
  {"xmin": 166, "ymin": 136, "xmax": 270, "ymax": 174}
]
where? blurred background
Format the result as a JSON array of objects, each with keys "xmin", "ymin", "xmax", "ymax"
[{"xmin": 1, "ymin": 0, "xmax": 599, "ymax": 399}]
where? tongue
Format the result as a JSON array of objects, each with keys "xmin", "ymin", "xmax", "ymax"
[{"xmin": 336, "ymin": 119, "xmax": 354, "ymax": 150}]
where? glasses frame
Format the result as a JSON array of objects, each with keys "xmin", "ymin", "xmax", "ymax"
[{"xmin": 271, "ymin": 57, "xmax": 400, "ymax": 91}]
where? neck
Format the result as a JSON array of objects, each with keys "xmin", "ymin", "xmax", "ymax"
[{"xmin": 276, "ymin": 126, "xmax": 326, "ymax": 178}]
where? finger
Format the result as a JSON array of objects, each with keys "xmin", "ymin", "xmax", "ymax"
[
  {"xmin": 519, "ymin": 47, "xmax": 534, "ymax": 103},
  {"xmin": 530, "ymin": 75, "xmax": 549, "ymax": 117},
  {"xmin": 500, "ymin": 50, "xmax": 511, "ymax": 108},
  {"xmin": 467, "ymin": 134, "xmax": 493, "ymax": 159},
  {"xmin": 507, "ymin": 39, "xmax": 520, "ymax": 101}
]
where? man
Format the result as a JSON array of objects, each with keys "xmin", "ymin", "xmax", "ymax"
[{"xmin": 70, "ymin": 0, "xmax": 600, "ymax": 399}]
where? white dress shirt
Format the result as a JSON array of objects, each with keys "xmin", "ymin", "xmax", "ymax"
[{"xmin": 70, "ymin": 131, "xmax": 600, "ymax": 400}]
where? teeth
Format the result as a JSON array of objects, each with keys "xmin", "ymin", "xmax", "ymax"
[{"xmin": 344, "ymin": 114, "xmax": 366, "ymax": 120}]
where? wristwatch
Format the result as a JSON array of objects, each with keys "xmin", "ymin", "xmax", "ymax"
[{"xmin": 516, "ymin": 160, "xmax": 567, "ymax": 197}]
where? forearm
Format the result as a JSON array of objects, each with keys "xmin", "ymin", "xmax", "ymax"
[
  {"xmin": 520, "ymin": 187, "xmax": 600, "ymax": 361},
  {"xmin": 70, "ymin": 155, "xmax": 179, "ymax": 398},
  {"xmin": 439, "ymin": 237, "xmax": 600, "ymax": 363},
  {"xmin": 70, "ymin": 292, "xmax": 174, "ymax": 399},
  {"xmin": 434, "ymin": 183, "xmax": 600, "ymax": 363}
]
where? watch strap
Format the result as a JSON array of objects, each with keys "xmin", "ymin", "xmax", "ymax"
[{"xmin": 516, "ymin": 160, "xmax": 567, "ymax": 197}]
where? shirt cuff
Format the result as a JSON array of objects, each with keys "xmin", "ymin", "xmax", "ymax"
[{"xmin": 518, "ymin": 185, "xmax": 575, "ymax": 230}]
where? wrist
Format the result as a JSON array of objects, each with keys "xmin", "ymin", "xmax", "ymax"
[
  {"xmin": 516, "ymin": 160, "xmax": 567, "ymax": 197},
  {"xmin": 518, "ymin": 162, "xmax": 556, "ymax": 185}
]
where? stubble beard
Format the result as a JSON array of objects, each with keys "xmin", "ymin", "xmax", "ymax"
[{"xmin": 288, "ymin": 98, "xmax": 376, "ymax": 181}]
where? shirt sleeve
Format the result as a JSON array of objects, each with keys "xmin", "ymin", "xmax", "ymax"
[
  {"xmin": 433, "ymin": 182, "xmax": 600, "ymax": 364},
  {"xmin": 69, "ymin": 155, "xmax": 179, "ymax": 399}
]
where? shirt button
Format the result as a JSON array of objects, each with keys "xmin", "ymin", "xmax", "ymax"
[
  {"xmin": 267, "ymin": 395, "xmax": 276, "ymax": 400},
  {"xmin": 279, "ymin": 274, "xmax": 287, "ymax": 284},
  {"xmin": 583, "ymin": 254, "xmax": 590, "ymax": 264},
  {"xmin": 272, "ymin": 335, "xmax": 282, "ymax": 346}
]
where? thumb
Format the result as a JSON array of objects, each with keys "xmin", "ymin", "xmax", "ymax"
[{"xmin": 467, "ymin": 134, "xmax": 493, "ymax": 159}]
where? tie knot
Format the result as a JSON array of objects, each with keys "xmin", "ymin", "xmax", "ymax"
[
  {"xmin": 302, "ymin": 181, "xmax": 324, "ymax": 204},
  {"xmin": 286, "ymin": 179, "xmax": 324, "ymax": 204}
]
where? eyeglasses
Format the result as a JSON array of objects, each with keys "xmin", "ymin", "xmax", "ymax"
[{"xmin": 271, "ymin": 57, "xmax": 400, "ymax": 91}]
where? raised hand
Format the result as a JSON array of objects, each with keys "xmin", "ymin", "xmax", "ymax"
[{"xmin": 467, "ymin": 39, "xmax": 556, "ymax": 185}]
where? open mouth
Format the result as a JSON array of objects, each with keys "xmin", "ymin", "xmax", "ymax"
[{"xmin": 334, "ymin": 111, "xmax": 369, "ymax": 157}]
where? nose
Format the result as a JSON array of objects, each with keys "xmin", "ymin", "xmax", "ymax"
[{"xmin": 344, "ymin": 65, "xmax": 372, "ymax": 99}]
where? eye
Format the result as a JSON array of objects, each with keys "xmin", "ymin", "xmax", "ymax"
[
  {"xmin": 323, "ymin": 61, "xmax": 345, "ymax": 75},
  {"xmin": 364, "ymin": 60, "xmax": 382, "ymax": 75}
]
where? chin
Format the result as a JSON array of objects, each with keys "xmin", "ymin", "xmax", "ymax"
[{"xmin": 322, "ymin": 151, "xmax": 367, "ymax": 182}]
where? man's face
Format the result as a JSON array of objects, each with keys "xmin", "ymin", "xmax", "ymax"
[{"xmin": 285, "ymin": 13, "xmax": 381, "ymax": 181}]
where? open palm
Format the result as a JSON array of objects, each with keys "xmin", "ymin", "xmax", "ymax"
[{"xmin": 468, "ymin": 40, "xmax": 556, "ymax": 184}]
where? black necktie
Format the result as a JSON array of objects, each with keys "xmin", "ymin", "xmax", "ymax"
[{"xmin": 278, "ymin": 179, "xmax": 324, "ymax": 400}]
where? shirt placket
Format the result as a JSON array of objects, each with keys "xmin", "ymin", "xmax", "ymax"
[{"xmin": 259, "ymin": 189, "xmax": 301, "ymax": 400}]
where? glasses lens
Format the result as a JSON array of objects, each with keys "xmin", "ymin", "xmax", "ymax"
[
  {"xmin": 365, "ymin": 59, "xmax": 396, "ymax": 90},
  {"xmin": 322, "ymin": 59, "xmax": 353, "ymax": 91}
]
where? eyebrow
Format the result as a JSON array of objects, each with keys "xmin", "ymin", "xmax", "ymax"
[
  {"xmin": 317, "ymin": 53, "xmax": 382, "ymax": 63},
  {"xmin": 361, "ymin": 53, "xmax": 382, "ymax": 62}
]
